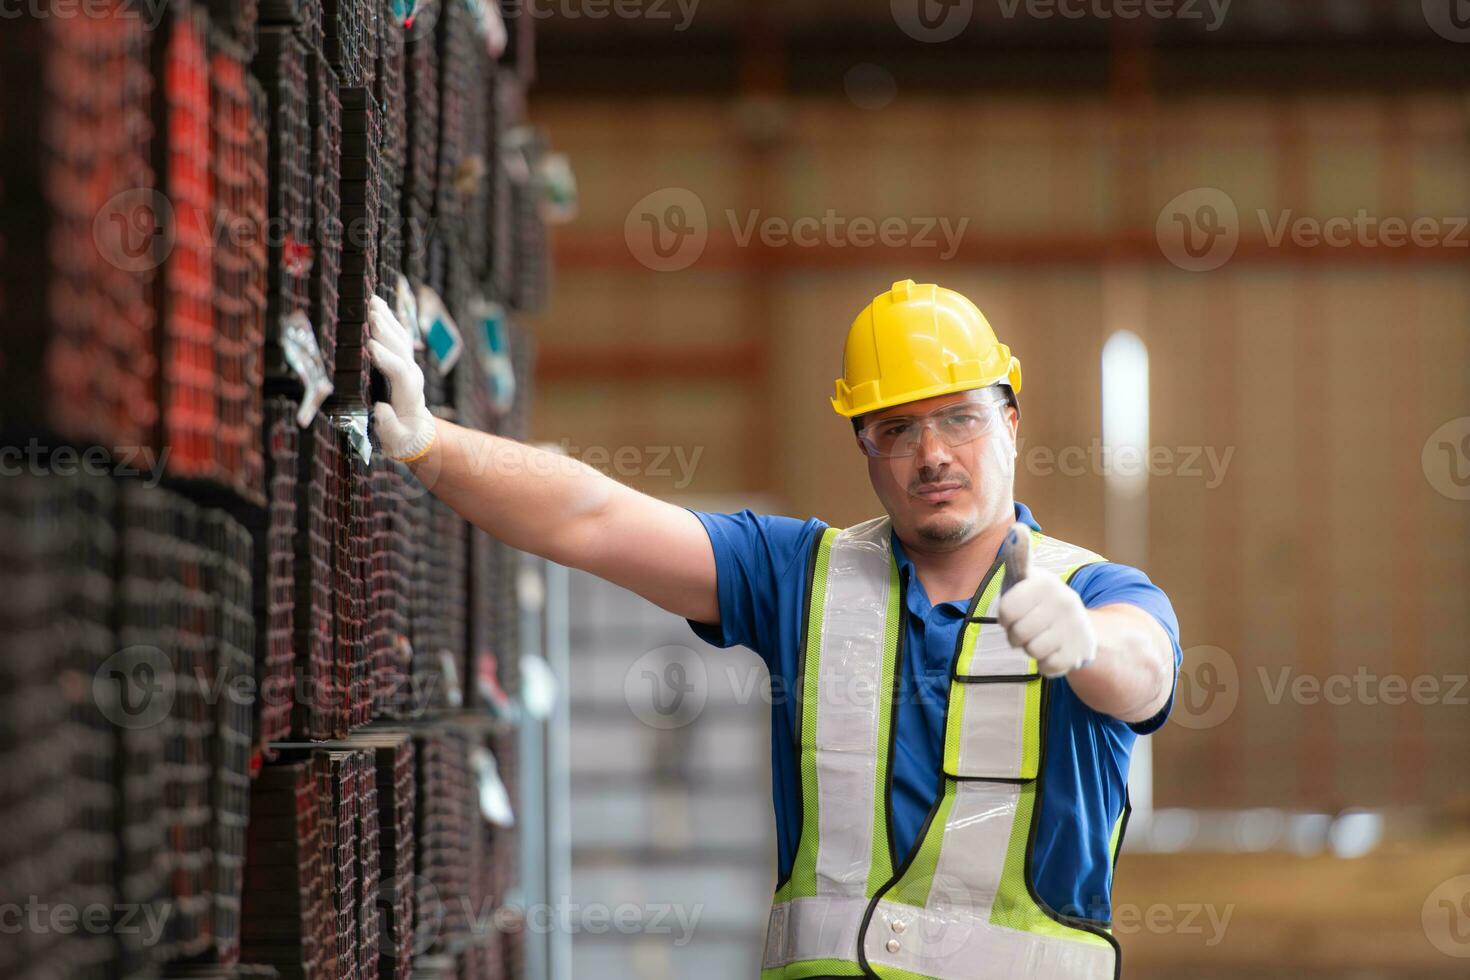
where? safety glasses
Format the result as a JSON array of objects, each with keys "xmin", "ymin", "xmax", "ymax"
[{"xmin": 855, "ymin": 389, "xmax": 1010, "ymax": 458}]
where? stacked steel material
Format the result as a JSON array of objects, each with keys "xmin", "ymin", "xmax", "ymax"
[
  {"xmin": 369, "ymin": 459, "xmax": 414, "ymax": 717},
  {"xmin": 317, "ymin": 751, "xmax": 362, "ymax": 980},
  {"xmin": 414, "ymin": 732, "xmax": 477, "ymax": 950},
  {"xmin": 254, "ymin": 399, "xmax": 302, "ymax": 756},
  {"xmin": 240, "ymin": 762, "xmax": 332, "ymax": 978},
  {"xmin": 407, "ymin": 496, "xmax": 468, "ymax": 711},
  {"xmin": 292, "ymin": 415, "xmax": 340, "ymax": 740},
  {"xmin": 335, "ymin": 86, "xmax": 384, "ymax": 409},
  {"xmin": 309, "ymin": 50, "xmax": 344, "ymax": 377},
  {"xmin": 323, "ymin": 0, "xmax": 375, "ymax": 88},
  {"xmin": 364, "ymin": 735, "xmax": 417, "ymax": 980},
  {"xmin": 0, "ymin": 6, "xmax": 158, "ymax": 452},
  {"xmin": 116, "ymin": 484, "xmax": 210, "ymax": 965},
  {"xmin": 253, "ymin": 27, "xmax": 317, "ymax": 378},
  {"xmin": 333, "ymin": 427, "xmax": 375, "ymax": 732},
  {"xmin": 485, "ymin": 79, "xmax": 518, "ymax": 310},
  {"xmin": 152, "ymin": 4, "xmax": 219, "ymax": 484},
  {"xmin": 356, "ymin": 758, "xmax": 383, "ymax": 980},
  {"xmin": 203, "ymin": 0, "xmax": 260, "ymax": 58},
  {"xmin": 374, "ymin": 1, "xmax": 406, "ymax": 290},
  {"xmin": 246, "ymin": 72, "xmax": 272, "ymax": 388},
  {"xmin": 202, "ymin": 511, "xmax": 257, "ymax": 965},
  {"xmin": 67, "ymin": 475, "xmax": 124, "ymax": 980},
  {"xmin": 0, "ymin": 473, "xmax": 118, "ymax": 980},
  {"xmin": 434, "ymin": 0, "xmax": 493, "ymax": 323},
  {"xmin": 507, "ymin": 130, "xmax": 549, "ymax": 315},
  {"xmin": 401, "ymin": 11, "xmax": 438, "ymax": 285},
  {"xmin": 211, "ymin": 33, "xmax": 269, "ymax": 506}
]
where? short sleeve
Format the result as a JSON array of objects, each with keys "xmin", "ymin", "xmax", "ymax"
[
  {"xmin": 683, "ymin": 508, "xmax": 827, "ymax": 663},
  {"xmin": 1069, "ymin": 562, "xmax": 1183, "ymax": 735}
]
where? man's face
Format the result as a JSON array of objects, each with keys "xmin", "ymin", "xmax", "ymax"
[{"xmin": 858, "ymin": 390, "xmax": 1019, "ymax": 549}]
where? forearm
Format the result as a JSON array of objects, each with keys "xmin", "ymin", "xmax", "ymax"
[
  {"xmin": 406, "ymin": 417, "xmax": 616, "ymax": 566},
  {"xmin": 1067, "ymin": 604, "xmax": 1174, "ymax": 724}
]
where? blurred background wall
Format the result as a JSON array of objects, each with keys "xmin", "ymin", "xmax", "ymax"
[{"xmin": 522, "ymin": 2, "xmax": 1470, "ymax": 977}]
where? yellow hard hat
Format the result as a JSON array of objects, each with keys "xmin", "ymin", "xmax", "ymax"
[{"xmin": 831, "ymin": 279, "xmax": 1022, "ymax": 418}]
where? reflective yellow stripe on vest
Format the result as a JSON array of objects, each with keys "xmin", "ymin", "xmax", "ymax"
[{"xmin": 762, "ymin": 517, "xmax": 1121, "ymax": 980}]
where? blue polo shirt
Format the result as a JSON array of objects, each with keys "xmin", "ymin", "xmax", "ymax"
[{"xmin": 685, "ymin": 501, "xmax": 1181, "ymax": 924}]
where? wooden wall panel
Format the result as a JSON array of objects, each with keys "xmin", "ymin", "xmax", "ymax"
[{"xmin": 530, "ymin": 92, "xmax": 1470, "ymax": 813}]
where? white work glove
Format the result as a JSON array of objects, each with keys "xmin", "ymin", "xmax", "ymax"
[
  {"xmin": 995, "ymin": 524, "xmax": 1098, "ymax": 678},
  {"xmin": 365, "ymin": 294, "xmax": 437, "ymax": 462}
]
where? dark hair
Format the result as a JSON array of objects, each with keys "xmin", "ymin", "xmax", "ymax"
[{"xmin": 850, "ymin": 384, "xmax": 1015, "ymax": 435}]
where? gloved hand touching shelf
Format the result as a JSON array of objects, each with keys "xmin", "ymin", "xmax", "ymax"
[{"xmin": 365, "ymin": 294, "xmax": 438, "ymax": 463}]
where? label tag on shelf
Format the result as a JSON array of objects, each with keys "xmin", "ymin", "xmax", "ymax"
[
  {"xmin": 281, "ymin": 312, "xmax": 334, "ymax": 425},
  {"xmin": 438, "ymin": 649, "xmax": 464, "ymax": 708},
  {"xmin": 416, "ymin": 285, "xmax": 464, "ymax": 376},
  {"xmin": 332, "ymin": 412, "xmax": 373, "ymax": 465},
  {"xmin": 472, "ymin": 745, "xmax": 516, "ymax": 828}
]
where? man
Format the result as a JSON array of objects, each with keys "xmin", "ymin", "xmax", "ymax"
[{"xmin": 366, "ymin": 279, "xmax": 1180, "ymax": 979}]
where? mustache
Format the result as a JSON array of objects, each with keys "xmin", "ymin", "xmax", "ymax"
[{"xmin": 908, "ymin": 471, "xmax": 971, "ymax": 494}]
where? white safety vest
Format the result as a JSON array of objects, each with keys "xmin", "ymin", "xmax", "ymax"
[{"xmin": 761, "ymin": 516, "xmax": 1125, "ymax": 980}]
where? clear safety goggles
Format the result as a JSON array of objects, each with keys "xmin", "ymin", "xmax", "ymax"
[{"xmin": 855, "ymin": 388, "xmax": 1011, "ymax": 458}]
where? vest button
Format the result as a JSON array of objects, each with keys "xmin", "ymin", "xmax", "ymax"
[
  {"xmin": 885, "ymin": 939, "xmax": 901, "ymax": 954},
  {"xmin": 892, "ymin": 920, "xmax": 906, "ymax": 934}
]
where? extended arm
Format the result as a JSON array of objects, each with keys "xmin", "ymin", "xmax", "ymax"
[{"xmin": 364, "ymin": 296, "xmax": 719, "ymax": 624}]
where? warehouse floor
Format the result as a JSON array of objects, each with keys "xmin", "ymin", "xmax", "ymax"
[{"xmin": 1117, "ymin": 828, "xmax": 1470, "ymax": 978}]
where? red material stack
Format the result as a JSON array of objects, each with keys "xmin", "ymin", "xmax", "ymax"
[
  {"xmin": 210, "ymin": 35, "xmax": 268, "ymax": 505},
  {"xmin": 153, "ymin": 4, "xmax": 219, "ymax": 483},
  {"xmin": 0, "ymin": 6, "xmax": 158, "ymax": 451}
]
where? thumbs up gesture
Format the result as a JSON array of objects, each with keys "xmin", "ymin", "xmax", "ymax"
[{"xmin": 996, "ymin": 524, "xmax": 1098, "ymax": 678}]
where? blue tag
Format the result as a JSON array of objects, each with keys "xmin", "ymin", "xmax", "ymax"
[{"xmin": 427, "ymin": 317, "xmax": 456, "ymax": 364}]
